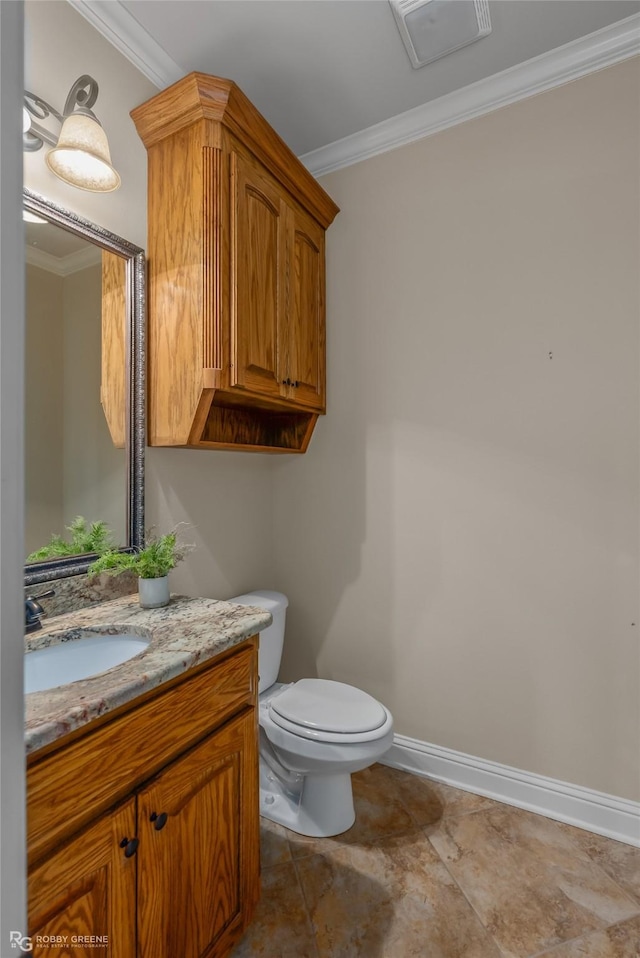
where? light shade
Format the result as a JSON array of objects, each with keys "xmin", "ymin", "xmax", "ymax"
[{"xmin": 46, "ymin": 113, "xmax": 121, "ymax": 193}]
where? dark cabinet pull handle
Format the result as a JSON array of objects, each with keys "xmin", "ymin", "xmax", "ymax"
[
  {"xmin": 150, "ymin": 811, "xmax": 168, "ymax": 830},
  {"xmin": 294, "ymin": 381, "xmax": 300, "ymax": 388},
  {"xmin": 281, "ymin": 379, "xmax": 287, "ymax": 385},
  {"xmin": 120, "ymin": 837, "xmax": 139, "ymax": 858}
]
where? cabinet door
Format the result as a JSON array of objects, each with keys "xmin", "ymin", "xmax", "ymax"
[
  {"xmin": 285, "ymin": 204, "xmax": 326, "ymax": 411},
  {"xmin": 137, "ymin": 710, "xmax": 259, "ymax": 958},
  {"xmin": 231, "ymin": 150, "xmax": 287, "ymax": 400},
  {"xmin": 28, "ymin": 798, "xmax": 137, "ymax": 958},
  {"xmin": 100, "ymin": 250, "xmax": 127, "ymax": 448}
]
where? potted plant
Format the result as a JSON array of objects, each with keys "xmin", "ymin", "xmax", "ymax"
[
  {"xmin": 87, "ymin": 527, "xmax": 192, "ymax": 608},
  {"xmin": 27, "ymin": 516, "xmax": 113, "ymax": 562}
]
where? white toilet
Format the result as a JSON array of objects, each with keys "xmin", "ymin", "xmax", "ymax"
[{"xmin": 230, "ymin": 590, "xmax": 394, "ymax": 837}]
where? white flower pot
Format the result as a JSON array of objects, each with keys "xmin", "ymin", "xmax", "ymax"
[{"xmin": 138, "ymin": 575, "xmax": 170, "ymax": 609}]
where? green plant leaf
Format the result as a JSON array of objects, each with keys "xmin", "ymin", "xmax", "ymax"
[
  {"xmin": 27, "ymin": 517, "xmax": 114, "ymax": 562},
  {"xmin": 87, "ymin": 527, "xmax": 193, "ymax": 580}
]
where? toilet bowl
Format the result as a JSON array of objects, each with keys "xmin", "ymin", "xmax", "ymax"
[{"xmin": 229, "ymin": 591, "xmax": 394, "ymax": 837}]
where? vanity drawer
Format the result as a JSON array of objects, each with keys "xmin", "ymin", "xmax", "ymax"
[{"xmin": 28, "ymin": 641, "xmax": 256, "ymax": 865}]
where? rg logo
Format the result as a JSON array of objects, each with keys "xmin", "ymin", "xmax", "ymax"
[{"xmin": 9, "ymin": 932, "xmax": 33, "ymax": 952}]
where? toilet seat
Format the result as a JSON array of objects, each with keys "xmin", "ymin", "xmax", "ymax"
[{"xmin": 268, "ymin": 678, "xmax": 392, "ymax": 744}]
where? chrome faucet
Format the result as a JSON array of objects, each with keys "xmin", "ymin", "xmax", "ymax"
[{"xmin": 25, "ymin": 590, "xmax": 55, "ymax": 633}]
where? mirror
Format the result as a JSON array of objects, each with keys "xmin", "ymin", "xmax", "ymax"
[{"xmin": 24, "ymin": 188, "xmax": 145, "ymax": 586}]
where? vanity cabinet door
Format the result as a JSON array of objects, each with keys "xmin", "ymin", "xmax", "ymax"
[
  {"xmin": 28, "ymin": 798, "xmax": 137, "ymax": 958},
  {"xmin": 137, "ymin": 709, "xmax": 259, "ymax": 958}
]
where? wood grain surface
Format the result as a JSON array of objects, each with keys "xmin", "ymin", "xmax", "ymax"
[
  {"xmin": 29, "ymin": 798, "xmax": 137, "ymax": 958},
  {"xmin": 131, "ymin": 72, "xmax": 338, "ymax": 229},
  {"xmin": 131, "ymin": 72, "xmax": 338, "ymax": 452},
  {"xmin": 137, "ymin": 710, "xmax": 259, "ymax": 958},
  {"xmin": 28, "ymin": 644, "xmax": 255, "ymax": 866},
  {"xmin": 100, "ymin": 251, "xmax": 127, "ymax": 448}
]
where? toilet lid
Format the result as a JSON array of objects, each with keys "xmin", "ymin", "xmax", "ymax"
[{"xmin": 269, "ymin": 679, "xmax": 387, "ymax": 735}]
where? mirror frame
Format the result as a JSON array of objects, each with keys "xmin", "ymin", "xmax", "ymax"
[{"xmin": 24, "ymin": 187, "xmax": 145, "ymax": 586}]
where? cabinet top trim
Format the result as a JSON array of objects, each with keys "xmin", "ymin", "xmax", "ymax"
[{"xmin": 131, "ymin": 72, "xmax": 339, "ymax": 229}]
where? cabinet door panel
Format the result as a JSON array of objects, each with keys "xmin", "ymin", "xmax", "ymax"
[
  {"xmin": 137, "ymin": 710, "xmax": 258, "ymax": 958},
  {"xmin": 231, "ymin": 152, "xmax": 286, "ymax": 399},
  {"xmin": 287, "ymin": 206, "xmax": 326, "ymax": 410},
  {"xmin": 28, "ymin": 799, "xmax": 136, "ymax": 958},
  {"xmin": 101, "ymin": 251, "xmax": 126, "ymax": 448}
]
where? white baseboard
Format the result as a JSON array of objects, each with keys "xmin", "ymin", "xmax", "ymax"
[{"xmin": 381, "ymin": 735, "xmax": 640, "ymax": 848}]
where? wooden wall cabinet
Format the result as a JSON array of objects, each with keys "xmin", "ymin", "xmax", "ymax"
[
  {"xmin": 131, "ymin": 73, "xmax": 339, "ymax": 453},
  {"xmin": 27, "ymin": 641, "xmax": 260, "ymax": 958}
]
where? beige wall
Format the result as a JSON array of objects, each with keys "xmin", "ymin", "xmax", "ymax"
[
  {"xmin": 25, "ymin": 263, "xmax": 64, "ymax": 555},
  {"xmin": 273, "ymin": 60, "xmax": 640, "ymax": 802},
  {"xmin": 24, "ymin": 0, "xmax": 275, "ymax": 603},
  {"xmin": 146, "ymin": 449, "xmax": 274, "ymax": 600}
]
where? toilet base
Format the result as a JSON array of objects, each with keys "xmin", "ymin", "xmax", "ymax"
[{"xmin": 260, "ymin": 763, "xmax": 356, "ymax": 837}]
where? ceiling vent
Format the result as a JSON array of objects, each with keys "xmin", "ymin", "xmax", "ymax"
[{"xmin": 389, "ymin": 0, "xmax": 492, "ymax": 69}]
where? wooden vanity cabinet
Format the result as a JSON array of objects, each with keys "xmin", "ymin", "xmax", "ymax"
[
  {"xmin": 130, "ymin": 72, "xmax": 338, "ymax": 453},
  {"xmin": 137, "ymin": 712, "xmax": 256, "ymax": 958},
  {"xmin": 27, "ymin": 640, "xmax": 260, "ymax": 958},
  {"xmin": 29, "ymin": 799, "xmax": 137, "ymax": 958}
]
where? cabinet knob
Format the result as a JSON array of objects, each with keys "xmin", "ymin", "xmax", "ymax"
[
  {"xmin": 120, "ymin": 837, "xmax": 139, "ymax": 858},
  {"xmin": 294, "ymin": 381, "xmax": 300, "ymax": 388},
  {"xmin": 150, "ymin": 811, "xmax": 168, "ymax": 830}
]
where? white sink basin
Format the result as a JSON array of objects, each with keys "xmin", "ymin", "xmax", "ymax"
[{"xmin": 25, "ymin": 630, "xmax": 150, "ymax": 694}]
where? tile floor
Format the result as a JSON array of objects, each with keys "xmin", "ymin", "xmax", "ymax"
[{"xmin": 233, "ymin": 764, "xmax": 640, "ymax": 958}]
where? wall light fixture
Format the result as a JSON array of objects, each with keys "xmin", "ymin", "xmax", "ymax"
[{"xmin": 23, "ymin": 75, "xmax": 121, "ymax": 193}]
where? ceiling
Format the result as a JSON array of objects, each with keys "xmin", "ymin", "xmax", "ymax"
[
  {"xmin": 97, "ymin": 0, "xmax": 640, "ymax": 156},
  {"xmin": 25, "ymin": 220, "xmax": 90, "ymax": 258},
  {"xmin": 24, "ymin": 219, "xmax": 102, "ymax": 272}
]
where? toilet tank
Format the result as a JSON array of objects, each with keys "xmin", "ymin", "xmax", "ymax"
[{"xmin": 228, "ymin": 591, "xmax": 288, "ymax": 693}]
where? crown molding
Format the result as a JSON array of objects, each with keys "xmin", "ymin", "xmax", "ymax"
[
  {"xmin": 65, "ymin": 2, "xmax": 639, "ymax": 176},
  {"xmin": 25, "ymin": 244, "xmax": 101, "ymax": 276},
  {"xmin": 67, "ymin": 0, "xmax": 183, "ymax": 89},
  {"xmin": 301, "ymin": 13, "xmax": 640, "ymax": 176}
]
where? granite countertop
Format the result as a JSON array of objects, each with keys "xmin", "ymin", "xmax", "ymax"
[{"xmin": 25, "ymin": 594, "xmax": 272, "ymax": 755}]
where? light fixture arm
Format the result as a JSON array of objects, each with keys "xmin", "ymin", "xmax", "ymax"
[
  {"xmin": 23, "ymin": 91, "xmax": 62, "ymax": 151},
  {"xmin": 23, "ymin": 75, "xmax": 101, "ymax": 153},
  {"xmin": 62, "ymin": 75, "xmax": 99, "ymax": 120}
]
